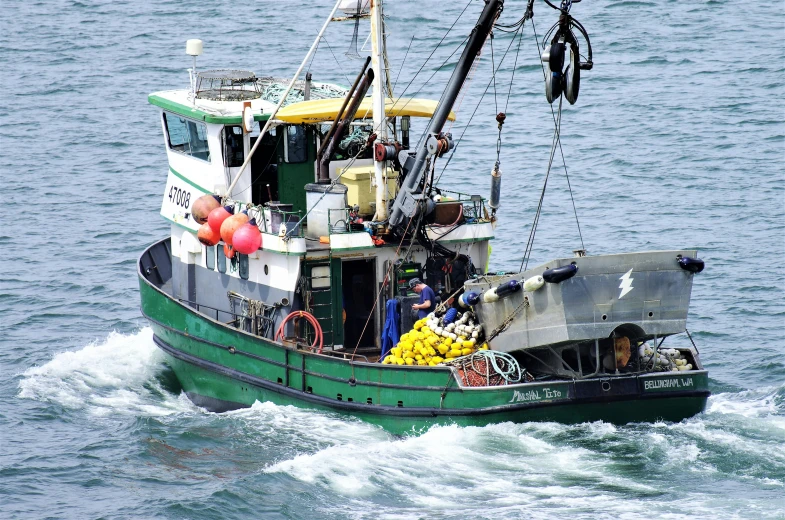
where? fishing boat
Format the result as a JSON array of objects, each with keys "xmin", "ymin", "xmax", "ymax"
[{"xmin": 138, "ymin": 0, "xmax": 709, "ymax": 433}]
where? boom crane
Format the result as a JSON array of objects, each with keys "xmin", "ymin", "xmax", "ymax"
[{"xmin": 388, "ymin": 0, "xmax": 504, "ymax": 233}]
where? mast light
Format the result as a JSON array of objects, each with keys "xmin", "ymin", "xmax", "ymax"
[{"xmin": 185, "ymin": 39, "xmax": 203, "ymax": 104}]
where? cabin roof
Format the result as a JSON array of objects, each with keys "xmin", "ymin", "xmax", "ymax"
[{"xmin": 148, "ymin": 90, "xmax": 277, "ymax": 125}]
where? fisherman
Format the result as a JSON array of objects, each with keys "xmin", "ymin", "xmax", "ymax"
[{"xmin": 409, "ymin": 278, "xmax": 435, "ymax": 319}]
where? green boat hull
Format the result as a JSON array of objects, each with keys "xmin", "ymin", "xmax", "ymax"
[{"xmin": 139, "ymin": 266, "xmax": 709, "ymax": 434}]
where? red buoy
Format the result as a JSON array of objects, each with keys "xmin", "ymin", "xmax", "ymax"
[
  {"xmin": 192, "ymin": 194, "xmax": 221, "ymax": 225},
  {"xmin": 207, "ymin": 205, "xmax": 233, "ymax": 234},
  {"xmin": 223, "ymin": 242, "xmax": 235, "ymax": 259},
  {"xmin": 232, "ymin": 218, "xmax": 262, "ymax": 255},
  {"xmin": 197, "ymin": 222, "xmax": 220, "ymax": 246},
  {"xmin": 220, "ymin": 211, "xmax": 249, "ymax": 246}
]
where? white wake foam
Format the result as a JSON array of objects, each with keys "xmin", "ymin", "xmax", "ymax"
[
  {"xmin": 707, "ymin": 385, "xmax": 784, "ymax": 422},
  {"xmin": 260, "ymin": 387, "xmax": 785, "ymax": 517},
  {"xmin": 263, "ymin": 420, "xmax": 660, "ymax": 516},
  {"xmin": 18, "ymin": 327, "xmax": 193, "ymax": 416}
]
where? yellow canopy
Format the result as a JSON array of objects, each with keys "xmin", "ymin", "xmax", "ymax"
[{"xmin": 275, "ymin": 97, "xmax": 456, "ymax": 124}]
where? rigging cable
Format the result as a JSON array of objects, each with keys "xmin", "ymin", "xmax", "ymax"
[
  {"xmin": 520, "ymin": 94, "xmax": 563, "ymax": 272},
  {"xmin": 517, "ymin": 15, "xmax": 585, "ymax": 272},
  {"xmin": 388, "ymin": 0, "xmax": 474, "ymax": 114},
  {"xmin": 434, "ymin": 17, "xmax": 527, "ymax": 185},
  {"xmin": 320, "ymin": 35, "xmax": 353, "ymax": 86},
  {"xmin": 391, "ymin": 34, "xmax": 414, "ymax": 97},
  {"xmin": 535, "ymin": 13, "xmax": 586, "ymax": 253}
]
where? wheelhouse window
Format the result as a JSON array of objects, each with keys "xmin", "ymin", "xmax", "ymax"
[
  {"xmin": 163, "ymin": 113, "xmax": 210, "ymax": 162},
  {"xmin": 285, "ymin": 125, "xmax": 307, "ymax": 163},
  {"xmin": 223, "ymin": 125, "xmax": 244, "ymax": 167}
]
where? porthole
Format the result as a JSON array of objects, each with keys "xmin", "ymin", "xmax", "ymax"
[
  {"xmin": 264, "ymin": 264, "xmax": 269, "ymax": 275},
  {"xmin": 206, "ymin": 246, "xmax": 215, "ymax": 270},
  {"xmin": 239, "ymin": 254, "xmax": 249, "ymax": 279},
  {"xmin": 217, "ymin": 248, "xmax": 226, "ymax": 273}
]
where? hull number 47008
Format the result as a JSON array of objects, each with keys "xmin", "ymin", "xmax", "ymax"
[{"xmin": 169, "ymin": 186, "xmax": 191, "ymax": 209}]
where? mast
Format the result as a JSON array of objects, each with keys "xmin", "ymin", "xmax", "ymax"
[
  {"xmin": 388, "ymin": 0, "xmax": 504, "ymax": 230},
  {"xmin": 371, "ymin": 0, "xmax": 387, "ymax": 221}
]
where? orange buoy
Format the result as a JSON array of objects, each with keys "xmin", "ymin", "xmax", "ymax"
[
  {"xmin": 192, "ymin": 194, "xmax": 221, "ymax": 225},
  {"xmin": 223, "ymin": 242, "xmax": 235, "ymax": 259},
  {"xmin": 220, "ymin": 211, "xmax": 249, "ymax": 246},
  {"xmin": 197, "ymin": 222, "xmax": 220, "ymax": 246},
  {"xmin": 207, "ymin": 205, "xmax": 233, "ymax": 234},
  {"xmin": 232, "ymin": 218, "xmax": 262, "ymax": 255}
]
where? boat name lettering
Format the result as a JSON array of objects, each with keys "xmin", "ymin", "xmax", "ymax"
[
  {"xmin": 169, "ymin": 185, "xmax": 191, "ymax": 209},
  {"xmin": 509, "ymin": 387, "xmax": 562, "ymax": 403},
  {"xmin": 644, "ymin": 377, "xmax": 694, "ymax": 390}
]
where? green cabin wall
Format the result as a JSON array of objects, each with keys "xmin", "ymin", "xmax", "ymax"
[{"xmin": 276, "ymin": 125, "xmax": 318, "ymax": 216}]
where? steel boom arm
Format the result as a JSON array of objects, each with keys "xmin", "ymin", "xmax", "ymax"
[{"xmin": 388, "ymin": 0, "xmax": 504, "ymax": 230}]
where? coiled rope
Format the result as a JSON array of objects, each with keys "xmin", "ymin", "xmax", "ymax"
[{"xmin": 447, "ymin": 350, "xmax": 526, "ymax": 386}]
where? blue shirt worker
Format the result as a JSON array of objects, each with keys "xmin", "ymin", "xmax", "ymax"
[{"xmin": 410, "ymin": 278, "xmax": 435, "ymax": 319}]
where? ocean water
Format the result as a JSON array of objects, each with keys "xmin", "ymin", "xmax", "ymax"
[{"xmin": 1, "ymin": 0, "xmax": 783, "ymax": 518}]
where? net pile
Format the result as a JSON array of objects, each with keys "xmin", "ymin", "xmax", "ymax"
[
  {"xmin": 257, "ymin": 77, "xmax": 347, "ymax": 106},
  {"xmin": 447, "ymin": 351, "xmax": 531, "ymax": 387}
]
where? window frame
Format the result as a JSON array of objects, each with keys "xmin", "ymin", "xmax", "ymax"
[
  {"xmin": 162, "ymin": 112, "xmax": 212, "ymax": 163},
  {"xmin": 283, "ymin": 124, "xmax": 308, "ymax": 163}
]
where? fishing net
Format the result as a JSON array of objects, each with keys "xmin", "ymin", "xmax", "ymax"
[
  {"xmin": 448, "ymin": 350, "xmax": 532, "ymax": 387},
  {"xmin": 257, "ymin": 77, "xmax": 347, "ymax": 106}
]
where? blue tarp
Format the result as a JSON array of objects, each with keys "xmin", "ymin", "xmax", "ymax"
[{"xmin": 380, "ymin": 299, "xmax": 400, "ymax": 360}]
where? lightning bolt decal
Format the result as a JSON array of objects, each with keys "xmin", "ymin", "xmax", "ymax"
[{"xmin": 619, "ymin": 268, "xmax": 634, "ymax": 299}]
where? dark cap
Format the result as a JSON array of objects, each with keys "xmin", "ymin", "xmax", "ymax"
[{"xmin": 408, "ymin": 278, "xmax": 421, "ymax": 289}]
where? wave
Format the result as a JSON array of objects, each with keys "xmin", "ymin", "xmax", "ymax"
[
  {"xmin": 17, "ymin": 327, "xmax": 194, "ymax": 417},
  {"xmin": 260, "ymin": 387, "xmax": 785, "ymax": 518}
]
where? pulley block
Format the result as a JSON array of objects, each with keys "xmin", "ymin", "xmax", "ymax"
[{"xmin": 426, "ymin": 133, "xmax": 454, "ymax": 157}]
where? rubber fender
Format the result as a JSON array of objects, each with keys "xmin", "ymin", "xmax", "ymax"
[
  {"xmin": 459, "ymin": 292, "xmax": 480, "ymax": 308},
  {"xmin": 442, "ymin": 307, "xmax": 458, "ymax": 325},
  {"xmin": 482, "ymin": 288, "xmax": 499, "ymax": 303},
  {"xmin": 495, "ymin": 280, "xmax": 521, "ymax": 298},
  {"xmin": 542, "ymin": 263, "xmax": 578, "ymax": 283},
  {"xmin": 523, "ymin": 275, "xmax": 545, "ymax": 292},
  {"xmin": 678, "ymin": 256, "xmax": 705, "ymax": 273}
]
